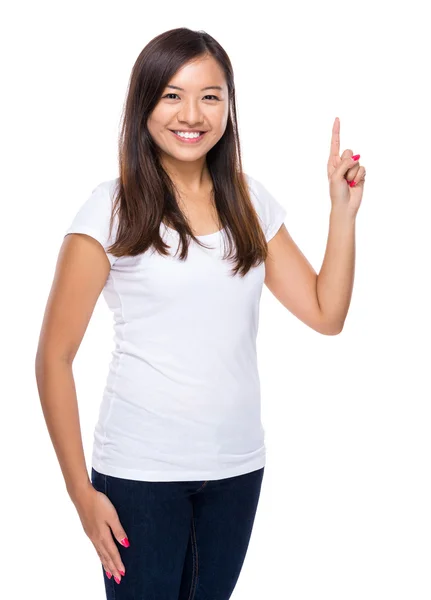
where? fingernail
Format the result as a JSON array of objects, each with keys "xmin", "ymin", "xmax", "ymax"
[
  {"xmin": 114, "ymin": 576, "xmax": 121, "ymax": 584},
  {"xmin": 121, "ymin": 537, "xmax": 130, "ymax": 547},
  {"xmin": 119, "ymin": 570, "xmax": 125, "ymax": 576},
  {"xmin": 352, "ymin": 154, "xmax": 360, "ymax": 161},
  {"xmin": 349, "ymin": 180, "xmax": 357, "ymax": 187},
  {"xmin": 105, "ymin": 571, "xmax": 112, "ymax": 579}
]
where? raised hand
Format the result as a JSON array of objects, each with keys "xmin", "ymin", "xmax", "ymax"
[{"xmin": 327, "ymin": 117, "xmax": 366, "ymax": 217}]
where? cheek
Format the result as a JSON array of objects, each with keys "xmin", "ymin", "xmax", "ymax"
[
  {"xmin": 148, "ymin": 106, "xmax": 169, "ymax": 130},
  {"xmin": 207, "ymin": 111, "xmax": 227, "ymax": 133},
  {"xmin": 216, "ymin": 112, "xmax": 229, "ymax": 135},
  {"xmin": 218, "ymin": 106, "xmax": 229, "ymax": 129}
]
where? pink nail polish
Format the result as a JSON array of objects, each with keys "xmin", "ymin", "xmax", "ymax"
[
  {"xmin": 352, "ymin": 154, "xmax": 360, "ymax": 161},
  {"xmin": 121, "ymin": 537, "xmax": 130, "ymax": 547},
  {"xmin": 105, "ymin": 571, "xmax": 112, "ymax": 579},
  {"xmin": 114, "ymin": 576, "xmax": 121, "ymax": 584},
  {"xmin": 349, "ymin": 180, "xmax": 357, "ymax": 187},
  {"xmin": 119, "ymin": 570, "xmax": 125, "ymax": 576}
]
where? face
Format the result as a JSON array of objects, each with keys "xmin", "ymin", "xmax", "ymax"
[{"xmin": 147, "ymin": 55, "xmax": 229, "ymax": 166}]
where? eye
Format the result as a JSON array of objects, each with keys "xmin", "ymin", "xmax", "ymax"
[{"xmin": 162, "ymin": 93, "xmax": 220, "ymax": 101}]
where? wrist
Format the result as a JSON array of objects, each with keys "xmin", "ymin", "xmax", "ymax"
[
  {"xmin": 330, "ymin": 205, "xmax": 357, "ymax": 223},
  {"xmin": 67, "ymin": 479, "xmax": 94, "ymax": 505}
]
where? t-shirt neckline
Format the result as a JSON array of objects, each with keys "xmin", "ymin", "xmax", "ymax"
[{"xmin": 164, "ymin": 224, "xmax": 225, "ymax": 239}]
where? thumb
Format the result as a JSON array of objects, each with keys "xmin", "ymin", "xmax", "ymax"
[
  {"xmin": 108, "ymin": 512, "xmax": 130, "ymax": 547},
  {"xmin": 335, "ymin": 155, "xmax": 360, "ymax": 179}
]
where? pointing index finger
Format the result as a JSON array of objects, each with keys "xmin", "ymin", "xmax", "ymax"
[{"xmin": 330, "ymin": 117, "xmax": 340, "ymax": 157}]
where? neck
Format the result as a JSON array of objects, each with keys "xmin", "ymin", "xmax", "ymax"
[{"xmin": 160, "ymin": 155, "xmax": 211, "ymax": 193}]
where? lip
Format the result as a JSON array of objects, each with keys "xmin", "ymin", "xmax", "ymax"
[
  {"xmin": 170, "ymin": 128, "xmax": 206, "ymax": 132},
  {"xmin": 170, "ymin": 130, "xmax": 207, "ymax": 144}
]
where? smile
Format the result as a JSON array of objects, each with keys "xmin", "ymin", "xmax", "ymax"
[{"xmin": 170, "ymin": 130, "xmax": 207, "ymax": 144}]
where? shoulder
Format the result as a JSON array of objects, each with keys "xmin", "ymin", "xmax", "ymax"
[
  {"xmin": 243, "ymin": 172, "xmax": 275, "ymax": 211},
  {"xmin": 75, "ymin": 177, "xmax": 120, "ymax": 223},
  {"xmin": 64, "ymin": 177, "xmax": 121, "ymax": 266},
  {"xmin": 243, "ymin": 172, "xmax": 287, "ymax": 242},
  {"xmin": 89, "ymin": 177, "xmax": 119, "ymax": 207},
  {"xmin": 243, "ymin": 172, "xmax": 259, "ymax": 200}
]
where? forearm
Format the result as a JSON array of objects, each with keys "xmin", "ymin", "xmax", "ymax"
[
  {"xmin": 316, "ymin": 207, "xmax": 356, "ymax": 332},
  {"xmin": 35, "ymin": 355, "xmax": 93, "ymax": 504}
]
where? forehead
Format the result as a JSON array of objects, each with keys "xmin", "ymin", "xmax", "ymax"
[{"xmin": 167, "ymin": 56, "xmax": 227, "ymax": 90}]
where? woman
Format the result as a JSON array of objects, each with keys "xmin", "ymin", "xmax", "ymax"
[{"xmin": 35, "ymin": 27, "xmax": 365, "ymax": 600}]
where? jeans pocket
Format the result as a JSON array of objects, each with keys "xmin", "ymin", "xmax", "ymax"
[{"xmin": 91, "ymin": 467, "xmax": 106, "ymax": 493}]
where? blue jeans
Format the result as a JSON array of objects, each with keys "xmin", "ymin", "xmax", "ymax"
[{"xmin": 90, "ymin": 466, "xmax": 264, "ymax": 599}]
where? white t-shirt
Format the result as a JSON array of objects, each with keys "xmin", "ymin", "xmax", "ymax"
[{"xmin": 64, "ymin": 174, "xmax": 286, "ymax": 482}]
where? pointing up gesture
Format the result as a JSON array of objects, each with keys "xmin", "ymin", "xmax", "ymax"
[{"xmin": 327, "ymin": 117, "xmax": 366, "ymax": 217}]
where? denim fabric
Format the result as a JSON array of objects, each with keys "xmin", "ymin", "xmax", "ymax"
[{"xmin": 90, "ymin": 466, "xmax": 264, "ymax": 599}]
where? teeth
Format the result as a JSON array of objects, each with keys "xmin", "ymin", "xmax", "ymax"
[{"xmin": 174, "ymin": 131, "xmax": 202, "ymax": 139}]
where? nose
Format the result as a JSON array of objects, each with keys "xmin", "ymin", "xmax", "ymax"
[{"xmin": 177, "ymin": 100, "xmax": 204, "ymax": 128}]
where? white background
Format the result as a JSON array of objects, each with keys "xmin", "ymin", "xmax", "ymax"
[{"xmin": 2, "ymin": 1, "xmax": 430, "ymax": 598}]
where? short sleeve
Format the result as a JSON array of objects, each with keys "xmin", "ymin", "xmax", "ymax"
[
  {"xmin": 245, "ymin": 174, "xmax": 287, "ymax": 242},
  {"xmin": 64, "ymin": 179, "xmax": 119, "ymax": 266}
]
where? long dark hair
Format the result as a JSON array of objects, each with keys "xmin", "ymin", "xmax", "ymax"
[{"xmin": 106, "ymin": 27, "xmax": 269, "ymax": 277}]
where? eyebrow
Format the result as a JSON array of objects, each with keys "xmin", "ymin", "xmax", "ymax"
[{"xmin": 166, "ymin": 85, "xmax": 224, "ymax": 92}]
